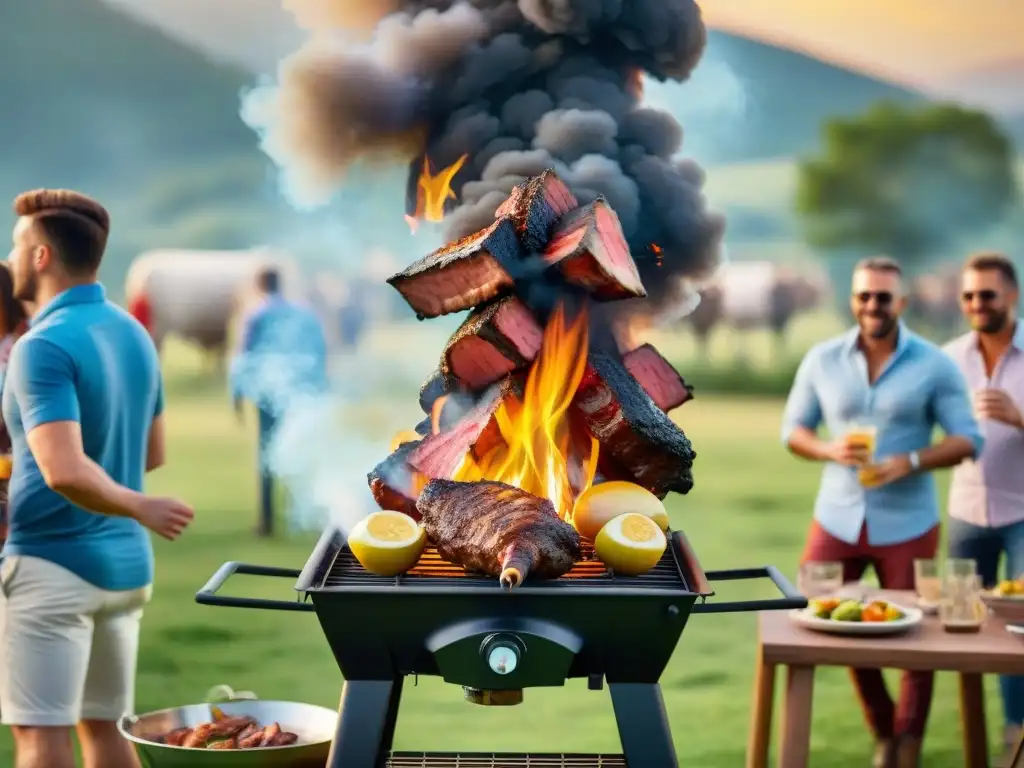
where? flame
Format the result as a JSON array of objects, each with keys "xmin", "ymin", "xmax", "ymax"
[
  {"xmin": 452, "ymin": 303, "xmax": 597, "ymax": 520},
  {"xmin": 649, "ymin": 243, "xmax": 664, "ymax": 267},
  {"xmin": 405, "ymin": 154, "xmax": 468, "ymax": 233}
]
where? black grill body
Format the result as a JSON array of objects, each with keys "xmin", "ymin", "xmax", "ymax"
[{"xmin": 196, "ymin": 526, "xmax": 804, "ymax": 767}]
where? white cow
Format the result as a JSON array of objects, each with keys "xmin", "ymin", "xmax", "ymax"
[{"xmin": 124, "ymin": 248, "xmax": 302, "ymax": 366}]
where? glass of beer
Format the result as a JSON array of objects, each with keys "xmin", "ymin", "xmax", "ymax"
[
  {"xmin": 843, "ymin": 424, "xmax": 879, "ymax": 486},
  {"xmin": 0, "ymin": 454, "xmax": 12, "ymax": 481},
  {"xmin": 914, "ymin": 558, "xmax": 942, "ymax": 610}
]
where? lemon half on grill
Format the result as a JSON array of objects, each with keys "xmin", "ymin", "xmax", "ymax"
[
  {"xmin": 594, "ymin": 512, "xmax": 667, "ymax": 576},
  {"xmin": 572, "ymin": 481, "xmax": 669, "ymax": 541},
  {"xmin": 348, "ymin": 511, "xmax": 426, "ymax": 576}
]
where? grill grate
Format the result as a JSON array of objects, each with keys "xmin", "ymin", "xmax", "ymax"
[
  {"xmin": 319, "ymin": 543, "xmax": 687, "ymax": 591},
  {"xmin": 387, "ymin": 754, "xmax": 628, "ymax": 767}
]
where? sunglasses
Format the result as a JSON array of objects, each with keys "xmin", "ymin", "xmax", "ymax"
[
  {"xmin": 853, "ymin": 291, "xmax": 893, "ymax": 306},
  {"xmin": 961, "ymin": 290, "xmax": 999, "ymax": 303}
]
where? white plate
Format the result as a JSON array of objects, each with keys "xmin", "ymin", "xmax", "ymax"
[{"xmin": 790, "ymin": 602, "xmax": 923, "ymax": 636}]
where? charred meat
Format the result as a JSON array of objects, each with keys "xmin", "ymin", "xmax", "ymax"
[{"xmin": 418, "ymin": 479, "xmax": 581, "ymax": 589}]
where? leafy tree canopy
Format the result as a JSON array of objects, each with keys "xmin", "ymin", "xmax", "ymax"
[{"xmin": 796, "ymin": 102, "xmax": 1019, "ymax": 268}]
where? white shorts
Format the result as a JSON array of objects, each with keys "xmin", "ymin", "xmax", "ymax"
[{"xmin": 0, "ymin": 554, "xmax": 152, "ymax": 726}]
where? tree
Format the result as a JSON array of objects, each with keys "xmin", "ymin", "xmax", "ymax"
[{"xmin": 796, "ymin": 102, "xmax": 1019, "ymax": 273}]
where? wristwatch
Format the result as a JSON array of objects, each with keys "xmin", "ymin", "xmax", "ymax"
[{"xmin": 908, "ymin": 450, "xmax": 921, "ymax": 472}]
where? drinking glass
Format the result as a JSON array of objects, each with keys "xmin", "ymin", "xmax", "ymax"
[
  {"xmin": 945, "ymin": 558, "xmax": 978, "ymax": 579},
  {"xmin": 914, "ymin": 559, "xmax": 942, "ymax": 607},
  {"xmin": 798, "ymin": 561, "xmax": 844, "ymax": 598},
  {"xmin": 0, "ymin": 454, "xmax": 11, "ymax": 481},
  {"xmin": 940, "ymin": 573, "xmax": 986, "ymax": 633},
  {"xmin": 843, "ymin": 423, "xmax": 879, "ymax": 487}
]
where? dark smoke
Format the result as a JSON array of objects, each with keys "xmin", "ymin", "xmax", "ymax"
[{"xmin": 244, "ymin": 0, "xmax": 726, "ymax": 324}]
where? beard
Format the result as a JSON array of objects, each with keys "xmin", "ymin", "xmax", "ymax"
[
  {"xmin": 858, "ymin": 314, "xmax": 897, "ymax": 339},
  {"xmin": 971, "ymin": 309, "xmax": 1009, "ymax": 334}
]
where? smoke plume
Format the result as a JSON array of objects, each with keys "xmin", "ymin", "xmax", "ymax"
[{"xmin": 244, "ymin": 0, "xmax": 726, "ymax": 323}]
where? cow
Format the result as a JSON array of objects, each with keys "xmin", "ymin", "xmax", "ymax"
[
  {"xmin": 124, "ymin": 248, "xmax": 302, "ymax": 371},
  {"xmin": 685, "ymin": 261, "xmax": 830, "ymax": 362}
]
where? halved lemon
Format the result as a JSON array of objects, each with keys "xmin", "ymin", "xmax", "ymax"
[
  {"xmin": 572, "ymin": 481, "xmax": 669, "ymax": 541},
  {"xmin": 348, "ymin": 511, "xmax": 426, "ymax": 576},
  {"xmin": 594, "ymin": 512, "xmax": 667, "ymax": 576}
]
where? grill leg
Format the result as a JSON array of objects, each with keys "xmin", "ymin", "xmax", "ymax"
[
  {"xmin": 609, "ymin": 682, "xmax": 679, "ymax": 768},
  {"xmin": 327, "ymin": 678, "xmax": 403, "ymax": 768}
]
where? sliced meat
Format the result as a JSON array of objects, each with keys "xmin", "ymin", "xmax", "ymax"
[
  {"xmin": 407, "ymin": 380, "xmax": 512, "ymax": 478},
  {"xmin": 441, "ymin": 296, "xmax": 543, "ymax": 390},
  {"xmin": 387, "ymin": 216, "xmax": 522, "ymax": 318},
  {"xmin": 543, "ymin": 198, "xmax": 646, "ymax": 300},
  {"xmin": 494, "ymin": 169, "xmax": 578, "ymax": 252},
  {"xmin": 572, "ymin": 349, "xmax": 696, "ymax": 497},
  {"xmin": 368, "ymin": 382, "xmax": 514, "ymax": 516},
  {"xmin": 418, "ymin": 479, "xmax": 581, "ymax": 588},
  {"xmin": 266, "ymin": 731, "xmax": 299, "ymax": 747},
  {"xmin": 419, "ymin": 368, "xmax": 456, "ymax": 414},
  {"xmin": 237, "ymin": 727, "xmax": 266, "ymax": 749},
  {"xmin": 207, "ymin": 738, "xmax": 237, "ymax": 750},
  {"xmin": 163, "ymin": 727, "xmax": 192, "ymax": 747},
  {"xmin": 368, "ymin": 440, "xmax": 424, "ymax": 518},
  {"xmin": 623, "ymin": 343, "xmax": 694, "ymax": 412}
]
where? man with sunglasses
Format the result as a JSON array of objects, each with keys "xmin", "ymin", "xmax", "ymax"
[
  {"xmin": 944, "ymin": 251, "xmax": 1024, "ymax": 761},
  {"xmin": 782, "ymin": 256, "xmax": 982, "ymax": 768}
]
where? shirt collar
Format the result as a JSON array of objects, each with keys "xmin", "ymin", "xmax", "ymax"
[
  {"xmin": 31, "ymin": 283, "xmax": 106, "ymax": 327},
  {"xmin": 969, "ymin": 321, "xmax": 1024, "ymax": 354},
  {"xmin": 843, "ymin": 320, "xmax": 913, "ymax": 357}
]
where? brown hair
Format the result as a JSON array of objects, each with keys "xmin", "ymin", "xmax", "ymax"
[
  {"xmin": 0, "ymin": 264, "xmax": 27, "ymax": 335},
  {"xmin": 13, "ymin": 189, "xmax": 110, "ymax": 275},
  {"xmin": 255, "ymin": 266, "xmax": 281, "ymax": 294},
  {"xmin": 963, "ymin": 251, "xmax": 1018, "ymax": 288},
  {"xmin": 854, "ymin": 256, "xmax": 903, "ymax": 276}
]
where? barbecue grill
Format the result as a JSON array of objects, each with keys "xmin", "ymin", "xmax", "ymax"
[{"xmin": 197, "ymin": 526, "xmax": 803, "ymax": 767}]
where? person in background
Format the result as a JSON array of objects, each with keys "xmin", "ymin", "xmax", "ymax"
[
  {"xmin": 230, "ymin": 266, "xmax": 328, "ymax": 536},
  {"xmin": 1, "ymin": 189, "xmax": 194, "ymax": 768},
  {"xmin": 0, "ymin": 263, "xmax": 29, "ymax": 543},
  {"xmin": 944, "ymin": 251, "xmax": 1024, "ymax": 762},
  {"xmin": 781, "ymin": 256, "xmax": 982, "ymax": 768}
]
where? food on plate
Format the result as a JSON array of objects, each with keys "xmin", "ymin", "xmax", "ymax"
[
  {"xmin": 594, "ymin": 512, "xmax": 667, "ymax": 576},
  {"xmin": 809, "ymin": 597, "xmax": 841, "ymax": 619},
  {"xmin": 348, "ymin": 510, "xmax": 427, "ymax": 576},
  {"xmin": 571, "ymin": 481, "xmax": 670, "ymax": 540},
  {"xmin": 158, "ymin": 717, "xmax": 298, "ymax": 750},
  {"xmin": 417, "ymin": 479, "xmax": 582, "ymax": 588},
  {"xmin": 994, "ymin": 578, "xmax": 1024, "ymax": 597},
  {"xmin": 807, "ymin": 597, "xmax": 906, "ymax": 623}
]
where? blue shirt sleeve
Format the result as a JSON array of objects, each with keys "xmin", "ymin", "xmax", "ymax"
[
  {"xmin": 153, "ymin": 376, "xmax": 165, "ymax": 418},
  {"xmin": 930, "ymin": 352, "xmax": 983, "ymax": 456},
  {"xmin": 781, "ymin": 349, "xmax": 823, "ymax": 443},
  {"xmin": 10, "ymin": 337, "xmax": 81, "ymax": 432}
]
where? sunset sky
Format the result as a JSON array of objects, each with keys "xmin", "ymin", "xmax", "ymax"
[{"xmin": 106, "ymin": 0, "xmax": 1024, "ymax": 108}]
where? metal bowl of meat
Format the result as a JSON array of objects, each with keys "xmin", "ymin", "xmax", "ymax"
[{"xmin": 118, "ymin": 698, "xmax": 336, "ymax": 768}]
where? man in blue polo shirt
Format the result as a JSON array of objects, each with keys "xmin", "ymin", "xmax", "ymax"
[{"xmin": 1, "ymin": 189, "xmax": 194, "ymax": 768}]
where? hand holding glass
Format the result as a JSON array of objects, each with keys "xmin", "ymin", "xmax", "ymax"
[{"xmin": 843, "ymin": 425, "xmax": 879, "ymax": 486}]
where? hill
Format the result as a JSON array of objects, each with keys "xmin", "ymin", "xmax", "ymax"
[
  {"xmin": 0, "ymin": 0, "xmax": 289, "ymax": 287},
  {"xmin": 651, "ymin": 31, "xmax": 925, "ymax": 164}
]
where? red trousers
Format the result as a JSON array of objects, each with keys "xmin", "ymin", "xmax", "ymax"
[{"xmin": 801, "ymin": 521, "xmax": 940, "ymax": 739}]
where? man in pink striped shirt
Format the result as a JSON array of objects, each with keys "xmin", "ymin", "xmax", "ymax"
[{"xmin": 944, "ymin": 251, "xmax": 1024, "ymax": 760}]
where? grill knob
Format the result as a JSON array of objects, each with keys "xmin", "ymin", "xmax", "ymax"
[{"xmin": 486, "ymin": 644, "xmax": 519, "ymax": 675}]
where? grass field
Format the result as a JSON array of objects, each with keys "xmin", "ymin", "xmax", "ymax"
[{"xmin": 0, "ymin": 331, "xmax": 1008, "ymax": 767}]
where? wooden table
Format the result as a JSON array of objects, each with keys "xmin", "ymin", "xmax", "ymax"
[{"xmin": 746, "ymin": 590, "xmax": 1024, "ymax": 768}]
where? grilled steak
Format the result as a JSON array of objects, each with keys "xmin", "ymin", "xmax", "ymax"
[
  {"xmin": 623, "ymin": 344, "xmax": 694, "ymax": 412},
  {"xmin": 543, "ymin": 198, "xmax": 646, "ymax": 300},
  {"xmin": 573, "ymin": 348, "xmax": 696, "ymax": 497},
  {"xmin": 494, "ymin": 169, "xmax": 578, "ymax": 252},
  {"xmin": 387, "ymin": 217, "xmax": 522, "ymax": 319},
  {"xmin": 442, "ymin": 296, "xmax": 543, "ymax": 390},
  {"xmin": 418, "ymin": 479, "xmax": 581, "ymax": 589}
]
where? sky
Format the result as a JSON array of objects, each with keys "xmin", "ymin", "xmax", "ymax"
[{"xmin": 104, "ymin": 0, "xmax": 1024, "ymax": 111}]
